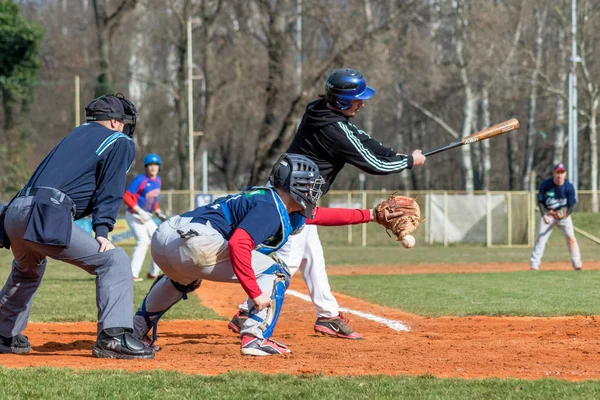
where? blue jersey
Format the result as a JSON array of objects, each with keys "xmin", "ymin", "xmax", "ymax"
[
  {"xmin": 538, "ymin": 178, "xmax": 577, "ymax": 211},
  {"xmin": 22, "ymin": 122, "xmax": 135, "ymax": 238},
  {"xmin": 125, "ymin": 174, "xmax": 161, "ymax": 212},
  {"xmin": 181, "ymin": 187, "xmax": 305, "ymax": 253}
]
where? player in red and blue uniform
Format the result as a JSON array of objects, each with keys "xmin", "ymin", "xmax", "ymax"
[{"xmin": 123, "ymin": 154, "xmax": 167, "ymax": 281}]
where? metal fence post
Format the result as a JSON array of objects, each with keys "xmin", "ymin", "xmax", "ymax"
[
  {"xmin": 486, "ymin": 192, "xmax": 492, "ymax": 247},
  {"xmin": 443, "ymin": 191, "xmax": 448, "ymax": 247},
  {"xmin": 362, "ymin": 191, "xmax": 367, "ymax": 247}
]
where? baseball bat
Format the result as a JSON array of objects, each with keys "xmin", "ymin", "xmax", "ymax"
[{"xmin": 424, "ymin": 118, "xmax": 520, "ymax": 157}]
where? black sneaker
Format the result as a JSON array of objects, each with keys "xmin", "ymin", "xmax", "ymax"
[
  {"xmin": 92, "ymin": 328, "xmax": 155, "ymax": 359},
  {"xmin": 0, "ymin": 334, "xmax": 31, "ymax": 354},
  {"xmin": 228, "ymin": 310, "xmax": 248, "ymax": 334}
]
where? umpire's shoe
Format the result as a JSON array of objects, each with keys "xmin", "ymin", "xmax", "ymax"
[
  {"xmin": 92, "ymin": 327, "xmax": 155, "ymax": 359},
  {"xmin": 0, "ymin": 334, "xmax": 31, "ymax": 354},
  {"xmin": 314, "ymin": 312, "xmax": 364, "ymax": 340}
]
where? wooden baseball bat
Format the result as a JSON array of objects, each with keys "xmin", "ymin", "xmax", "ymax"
[{"xmin": 424, "ymin": 118, "xmax": 520, "ymax": 157}]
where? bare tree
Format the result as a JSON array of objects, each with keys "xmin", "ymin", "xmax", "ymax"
[
  {"xmin": 92, "ymin": 0, "xmax": 138, "ymax": 95},
  {"xmin": 522, "ymin": 5, "xmax": 548, "ymax": 190}
]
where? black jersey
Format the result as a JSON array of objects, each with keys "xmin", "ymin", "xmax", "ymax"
[{"xmin": 287, "ymin": 99, "xmax": 413, "ymax": 194}]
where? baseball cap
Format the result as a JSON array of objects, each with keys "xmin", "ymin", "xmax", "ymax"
[
  {"xmin": 554, "ymin": 163, "xmax": 567, "ymax": 172},
  {"xmin": 85, "ymin": 95, "xmax": 125, "ymax": 119}
]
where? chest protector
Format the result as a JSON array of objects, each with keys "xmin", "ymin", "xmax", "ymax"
[{"xmin": 216, "ymin": 186, "xmax": 304, "ymax": 255}]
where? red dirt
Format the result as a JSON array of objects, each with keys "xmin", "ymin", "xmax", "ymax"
[{"xmin": 1, "ymin": 261, "xmax": 600, "ymax": 380}]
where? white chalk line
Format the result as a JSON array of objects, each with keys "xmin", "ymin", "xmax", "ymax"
[{"xmin": 286, "ymin": 289, "xmax": 411, "ymax": 332}]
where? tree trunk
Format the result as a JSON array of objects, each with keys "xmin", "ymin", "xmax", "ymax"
[
  {"xmin": 92, "ymin": 0, "xmax": 139, "ymax": 96},
  {"xmin": 175, "ymin": 38, "xmax": 189, "ymax": 190},
  {"xmin": 454, "ymin": 6, "xmax": 474, "ymax": 192},
  {"xmin": 395, "ymin": 101, "xmax": 410, "ymax": 190},
  {"xmin": 471, "ymin": 98, "xmax": 482, "ymax": 189},
  {"xmin": 521, "ymin": 6, "xmax": 547, "ymax": 190},
  {"xmin": 590, "ymin": 98, "xmax": 599, "ymax": 212},
  {"xmin": 480, "ymin": 86, "xmax": 491, "ymax": 190},
  {"xmin": 553, "ymin": 27, "xmax": 567, "ymax": 165}
]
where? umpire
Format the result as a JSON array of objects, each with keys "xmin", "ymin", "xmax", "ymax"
[{"xmin": 0, "ymin": 94, "xmax": 154, "ymax": 359}]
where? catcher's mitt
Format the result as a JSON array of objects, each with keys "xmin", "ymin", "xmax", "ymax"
[{"xmin": 374, "ymin": 194, "xmax": 421, "ymax": 241}]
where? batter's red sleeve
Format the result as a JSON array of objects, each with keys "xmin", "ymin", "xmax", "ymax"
[
  {"xmin": 228, "ymin": 228, "xmax": 262, "ymax": 299},
  {"xmin": 307, "ymin": 207, "xmax": 371, "ymax": 226}
]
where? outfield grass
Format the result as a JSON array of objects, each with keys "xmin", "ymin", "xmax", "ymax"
[
  {"xmin": 0, "ymin": 245, "xmax": 222, "ymax": 322},
  {"xmin": 329, "ymin": 271, "xmax": 600, "ymax": 317},
  {"xmin": 1, "ymin": 368, "xmax": 600, "ymax": 400}
]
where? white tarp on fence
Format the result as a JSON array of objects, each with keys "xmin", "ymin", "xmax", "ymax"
[{"xmin": 426, "ymin": 194, "xmax": 506, "ymax": 244}]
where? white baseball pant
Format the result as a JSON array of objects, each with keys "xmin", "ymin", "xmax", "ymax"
[
  {"xmin": 239, "ymin": 224, "xmax": 339, "ymax": 318},
  {"xmin": 530, "ymin": 215, "xmax": 582, "ymax": 270},
  {"xmin": 125, "ymin": 211, "xmax": 161, "ymax": 278}
]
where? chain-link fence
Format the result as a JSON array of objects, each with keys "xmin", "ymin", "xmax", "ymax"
[{"xmin": 142, "ymin": 189, "xmax": 581, "ymax": 248}]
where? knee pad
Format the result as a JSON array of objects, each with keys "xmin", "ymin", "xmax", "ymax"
[
  {"xmin": 170, "ymin": 278, "xmax": 202, "ymax": 300},
  {"xmin": 248, "ymin": 262, "xmax": 291, "ymax": 339}
]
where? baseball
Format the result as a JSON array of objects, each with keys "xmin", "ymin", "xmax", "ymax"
[{"xmin": 401, "ymin": 235, "xmax": 415, "ymax": 249}]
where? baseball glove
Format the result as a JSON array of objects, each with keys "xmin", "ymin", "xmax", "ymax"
[
  {"xmin": 374, "ymin": 194, "xmax": 421, "ymax": 241},
  {"xmin": 549, "ymin": 208, "xmax": 567, "ymax": 220}
]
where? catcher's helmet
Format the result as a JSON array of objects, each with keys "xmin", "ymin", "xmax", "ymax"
[
  {"xmin": 269, "ymin": 153, "xmax": 324, "ymax": 219},
  {"xmin": 85, "ymin": 93, "xmax": 137, "ymax": 137},
  {"xmin": 325, "ymin": 68, "xmax": 375, "ymax": 110},
  {"xmin": 144, "ymin": 153, "xmax": 161, "ymax": 167}
]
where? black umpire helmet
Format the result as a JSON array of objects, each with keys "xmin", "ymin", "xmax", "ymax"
[
  {"xmin": 85, "ymin": 93, "xmax": 138, "ymax": 137},
  {"xmin": 269, "ymin": 153, "xmax": 324, "ymax": 219}
]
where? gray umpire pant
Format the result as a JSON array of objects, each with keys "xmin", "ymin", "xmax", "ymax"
[
  {"xmin": 530, "ymin": 215, "xmax": 582, "ymax": 270},
  {"xmin": 133, "ymin": 216, "xmax": 277, "ymax": 339},
  {"xmin": 0, "ymin": 196, "xmax": 134, "ymax": 337}
]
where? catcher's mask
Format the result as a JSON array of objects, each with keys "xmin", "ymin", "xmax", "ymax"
[
  {"xmin": 269, "ymin": 153, "xmax": 324, "ymax": 219},
  {"xmin": 325, "ymin": 68, "xmax": 376, "ymax": 111},
  {"xmin": 85, "ymin": 93, "xmax": 137, "ymax": 137}
]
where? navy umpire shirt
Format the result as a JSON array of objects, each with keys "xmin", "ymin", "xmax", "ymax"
[{"xmin": 22, "ymin": 122, "xmax": 135, "ymax": 238}]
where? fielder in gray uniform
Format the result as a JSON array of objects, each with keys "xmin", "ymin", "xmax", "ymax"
[
  {"xmin": 530, "ymin": 163, "xmax": 582, "ymax": 271},
  {"xmin": 0, "ymin": 94, "xmax": 154, "ymax": 359}
]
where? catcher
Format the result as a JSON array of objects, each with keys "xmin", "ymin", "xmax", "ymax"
[
  {"xmin": 132, "ymin": 154, "xmax": 415, "ymax": 356},
  {"xmin": 530, "ymin": 163, "xmax": 582, "ymax": 271}
]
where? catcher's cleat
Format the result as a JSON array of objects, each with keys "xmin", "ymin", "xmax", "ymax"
[
  {"xmin": 228, "ymin": 310, "xmax": 248, "ymax": 334},
  {"xmin": 574, "ymin": 266, "xmax": 583, "ymax": 271},
  {"xmin": 92, "ymin": 328, "xmax": 155, "ymax": 359},
  {"xmin": 133, "ymin": 276, "xmax": 144, "ymax": 282},
  {"xmin": 314, "ymin": 312, "xmax": 364, "ymax": 340},
  {"xmin": 0, "ymin": 334, "xmax": 31, "ymax": 354},
  {"xmin": 240, "ymin": 334, "xmax": 291, "ymax": 356}
]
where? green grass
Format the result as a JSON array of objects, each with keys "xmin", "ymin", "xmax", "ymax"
[
  {"xmin": 1, "ymin": 368, "xmax": 600, "ymax": 400},
  {"xmin": 323, "ymin": 243, "xmax": 592, "ymax": 265},
  {"xmin": 0, "ymin": 245, "xmax": 222, "ymax": 322},
  {"xmin": 330, "ymin": 271, "xmax": 600, "ymax": 317}
]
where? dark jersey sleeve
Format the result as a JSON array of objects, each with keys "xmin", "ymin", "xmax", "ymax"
[
  {"xmin": 92, "ymin": 138, "xmax": 135, "ymax": 238},
  {"xmin": 327, "ymin": 122, "xmax": 414, "ymax": 175}
]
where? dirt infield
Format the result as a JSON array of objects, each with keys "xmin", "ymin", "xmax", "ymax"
[{"xmin": 1, "ymin": 261, "xmax": 600, "ymax": 380}]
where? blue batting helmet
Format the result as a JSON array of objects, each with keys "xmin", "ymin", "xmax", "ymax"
[
  {"xmin": 144, "ymin": 153, "xmax": 161, "ymax": 167},
  {"xmin": 325, "ymin": 68, "xmax": 376, "ymax": 110}
]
